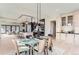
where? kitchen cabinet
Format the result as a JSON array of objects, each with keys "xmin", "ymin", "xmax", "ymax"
[{"xmin": 66, "ymin": 34, "xmax": 74, "ymax": 44}]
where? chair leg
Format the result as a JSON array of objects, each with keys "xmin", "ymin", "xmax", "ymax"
[
  {"xmin": 29, "ymin": 46, "xmax": 31, "ymax": 55},
  {"xmin": 45, "ymin": 47, "xmax": 48, "ymax": 55},
  {"xmin": 15, "ymin": 53, "xmax": 17, "ymax": 55},
  {"xmin": 46, "ymin": 48, "xmax": 48, "ymax": 55},
  {"xmin": 44, "ymin": 49, "xmax": 46, "ymax": 55},
  {"xmin": 16, "ymin": 52, "xmax": 20, "ymax": 55},
  {"xmin": 28, "ymin": 46, "xmax": 30, "ymax": 55},
  {"xmin": 15, "ymin": 51, "xmax": 19, "ymax": 55},
  {"xmin": 51, "ymin": 43, "xmax": 53, "ymax": 52},
  {"xmin": 49, "ymin": 47, "xmax": 52, "ymax": 51},
  {"xmin": 44, "ymin": 46, "xmax": 48, "ymax": 55},
  {"xmin": 25, "ymin": 51, "xmax": 27, "ymax": 55},
  {"xmin": 49, "ymin": 43, "xmax": 53, "ymax": 52}
]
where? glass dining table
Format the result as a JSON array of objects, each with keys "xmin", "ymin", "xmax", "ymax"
[{"xmin": 18, "ymin": 38, "xmax": 39, "ymax": 55}]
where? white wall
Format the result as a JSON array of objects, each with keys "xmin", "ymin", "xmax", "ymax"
[
  {"xmin": 0, "ymin": 18, "xmax": 20, "ymax": 25},
  {"xmin": 45, "ymin": 18, "xmax": 57, "ymax": 36},
  {"xmin": 73, "ymin": 11, "xmax": 79, "ymax": 33},
  {"xmin": 45, "ymin": 19, "xmax": 51, "ymax": 36},
  {"xmin": 50, "ymin": 21, "xmax": 54, "ymax": 35}
]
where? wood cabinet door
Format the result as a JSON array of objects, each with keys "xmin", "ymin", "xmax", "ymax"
[
  {"xmin": 75, "ymin": 35, "xmax": 79, "ymax": 45},
  {"xmin": 66, "ymin": 34, "xmax": 74, "ymax": 44}
]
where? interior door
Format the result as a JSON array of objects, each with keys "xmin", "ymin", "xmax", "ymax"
[{"xmin": 50, "ymin": 21, "xmax": 56, "ymax": 38}]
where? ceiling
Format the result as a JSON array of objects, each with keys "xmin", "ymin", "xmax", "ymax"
[{"xmin": 0, "ymin": 3, "xmax": 79, "ymax": 21}]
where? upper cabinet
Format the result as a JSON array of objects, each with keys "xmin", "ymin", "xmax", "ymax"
[
  {"xmin": 61, "ymin": 17, "xmax": 66, "ymax": 26},
  {"xmin": 61, "ymin": 15, "xmax": 73, "ymax": 26},
  {"xmin": 56, "ymin": 10, "xmax": 79, "ymax": 33},
  {"xmin": 68, "ymin": 15, "xmax": 73, "ymax": 26},
  {"xmin": 61, "ymin": 15, "xmax": 74, "ymax": 33}
]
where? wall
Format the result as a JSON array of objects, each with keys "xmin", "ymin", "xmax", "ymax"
[
  {"xmin": 0, "ymin": 18, "xmax": 20, "ymax": 25},
  {"xmin": 50, "ymin": 21, "xmax": 54, "ymax": 35},
  {"xmin": 45, "ymin": 19, "xmax": 50, "ymax": 36},
  {"xmin": 45, "ymin": 16, "xmax": 61, "ymax": 36}
]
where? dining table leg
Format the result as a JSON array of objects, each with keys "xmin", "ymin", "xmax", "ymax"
[
  {"xmin": 29, "ymin": 46, "xmax": 31, "ymax": 55},
  {"xmin": 32, "ymin": 47, "xmax": 34, "ymax": 55}
]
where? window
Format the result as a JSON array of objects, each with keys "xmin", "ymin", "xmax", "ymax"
[
  {"xmin": 12, "ymin": 26, "xmax": 16, "ymax": 32},
  {"xmin": 1, "ymin": 26, "xmax": 6, "ymax": 33},
  {"xmin": 0, "ymin": 25, "xmax": 20, "ymax": 33},
  {"xmin": 6, "ymin": 26, "xmax": 10, "ymax": 33},
  {"xmin": 68, "ymin": 16, "xmax": 73, "ymax": 26},
  {"xmin": 16, "ymin": 26, "xmax": 20, "ymax": 33},
  {"xmin": 61, "ymin": 17, "xmax": 66, "ymax": 26}
]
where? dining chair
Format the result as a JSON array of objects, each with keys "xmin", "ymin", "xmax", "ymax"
[
  {"xmin": 0, "ymin": 34, "xmax": 19, "ymax": 54},
  {"xmin": 47, "ymin": 35, "xmax": 55, "ymax": 54},
  {"xmin": 46, "ymin": 35, "xmax": 53, "ymax": 54},
  {"xmin": 33, "ymin": 39, "xmax": 47, "ymax": 55},
  {"xmin": 12, "ymin": 39, "xmax": 29, "ymax": 55},
  {"xmin": 22, "ymin": 32, "xmax": 33, "ymax": 38},
  {"xmin": 10, "ymin": 34, "xmax": 33, "ymax": 55}
]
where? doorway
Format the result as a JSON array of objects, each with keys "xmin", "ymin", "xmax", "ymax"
[{"xmin": 50, "ymin": 21, "xmax": 56, "ymax": 38}]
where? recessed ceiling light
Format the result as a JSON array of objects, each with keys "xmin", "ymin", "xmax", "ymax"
[{"xmin": 56, "ymin": 9, "xmax": 60, "ymax": 12}]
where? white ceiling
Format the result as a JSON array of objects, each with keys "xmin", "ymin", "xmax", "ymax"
[{"xmin": 0, "ymin": 3, "xmax": 79, "ymax": 21}]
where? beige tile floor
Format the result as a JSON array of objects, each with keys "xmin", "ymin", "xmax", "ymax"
[
  {"xmin": 54, "ymin": 40, "xmax": 79, "ymax": 55},
  {"xmin": 0, "ymin": 39, "xmax": 15, "ymax": 55},
  {"xmin": 0, "ymin": 38, "xmax": 79, "ymax": 55}
]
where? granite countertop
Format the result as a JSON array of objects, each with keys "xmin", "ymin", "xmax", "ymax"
[{"xmin": 57, "ymin": 32, "xmax": 79, "ymax": 35}]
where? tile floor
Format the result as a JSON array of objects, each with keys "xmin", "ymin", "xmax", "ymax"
[{"xmin": 0, "ymin": 39, "xmax": 79, "ymax": 55}]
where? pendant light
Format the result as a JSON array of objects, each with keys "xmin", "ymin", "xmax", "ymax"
[{"xmin": 36, "ymin": 3, "xmax": 41, "ymax": 37}]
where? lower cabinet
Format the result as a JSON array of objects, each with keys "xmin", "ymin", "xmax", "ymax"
[
  {"xmin": 75, "ymin": 35, "xmax": 79, "ymax": 45},
  {"xmin": 66, "ymin": 34, "xmax": 74, "ymax": 44},
  {"xmin": 56, "ymin": 33, "xmax": 61, "ymax": 41},
  {"xmin": 56, "ymin": 33, "xmax": 79, "ymax": 45},
  {"xmin": 60, "ymin": 33, "xmax": 66, "ymax": 40}
]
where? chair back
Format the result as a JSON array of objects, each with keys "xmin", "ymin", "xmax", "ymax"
[
  {"xmin": 22, "ymin": 32, "xmax": 33, "ymax": 38},
  {"xmin": 38, "ymin": 39, "xmax": 46, "ymax": 53},
  {"xmin": 0, "ymin": 34, "xmax": 19, "ymax": 54},
  {"xmin": 0, "ymin": 34, "xmax": 18, "ymax": 54},
  {"xmin": 48, "ymin": 36, "xmax": 52, "ymax": 48},
  {"xmin": 12, "ymin": 39, "xmax": 19, "ymax": 54}
]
